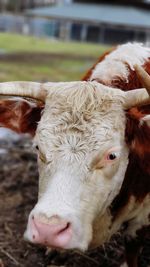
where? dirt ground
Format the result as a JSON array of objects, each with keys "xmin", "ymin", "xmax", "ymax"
[{"xmin": 0, "ymin": 133, "xmax": 150, "ymax": 267}]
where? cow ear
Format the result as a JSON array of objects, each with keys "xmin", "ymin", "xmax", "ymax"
[{"xmin": 0, "ymin": 98, "xmax": 44, "ymax": 136}]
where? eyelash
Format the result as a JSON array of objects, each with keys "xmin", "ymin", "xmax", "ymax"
[
  {"xmin": 35, "ymin": 145, "xmax": 53, "ymax": 165},
  {"xmin": 34, "ymin": 145, "xmax": 46, "ymax": 163},
  {"xmin": 38, "ymin": 153, "xmax": 46, "ymax": 163}
]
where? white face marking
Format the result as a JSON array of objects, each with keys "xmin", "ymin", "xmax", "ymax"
[{"xmin": 25, "ymin": 82, "xmax": 129, "ymax": 250}]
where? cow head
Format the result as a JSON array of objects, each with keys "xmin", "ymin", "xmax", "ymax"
[{"xmin": 0, "ymin": 66, "xmax": 150, "ymax": 251}]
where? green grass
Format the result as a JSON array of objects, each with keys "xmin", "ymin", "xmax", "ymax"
[
  {"xmin": 0, "ymin": 33, "xmax": 107, "ymax": 57},
  {"xmin": 0, "ymin": 33, "xmax": 108, "ymax": 82},
  {"xmin": 0, "ymin": 58, "xmax": 93, "ymax": 82}
]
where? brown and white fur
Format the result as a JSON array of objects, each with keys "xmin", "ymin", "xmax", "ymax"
[{"xmin": 0, "ymin": 43, "xmax": 150, "ymax": 267}]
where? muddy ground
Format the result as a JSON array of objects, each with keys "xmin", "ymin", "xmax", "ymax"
[{"xmin": 0, "ymin": 132, "xmax": 150, "ymax": 267}]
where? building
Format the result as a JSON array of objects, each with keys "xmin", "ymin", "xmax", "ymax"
[
  {"xmin": 25, "ymin": 3, "xmax": 150, "ymax": 44},
  {"xmin": 0, "ymin": 0, "xmax": 59, "ymax": 11}
]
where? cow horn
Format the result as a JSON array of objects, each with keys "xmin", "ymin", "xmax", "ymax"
[
  {"xmin": 134, "ymin": 64, "xmax": 150, "ymax": 96},
  {"xmin": 123, "ymin": 65, "xmax": 150, "ymax": 109},
  {"xmin": 0, "ymin": 81, "xmax": 48, "ymax": 102}
]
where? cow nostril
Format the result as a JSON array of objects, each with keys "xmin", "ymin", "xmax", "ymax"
[{"xmin": 58, "ymin": 222, "xmax": 71, "ymax": 234}]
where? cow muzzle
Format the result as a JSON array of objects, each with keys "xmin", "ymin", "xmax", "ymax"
[{"xmin": 24, "ymin": 214, "xmax": 72, "ymax": 248}]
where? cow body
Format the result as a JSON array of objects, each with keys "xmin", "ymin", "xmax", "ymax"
[{"xmin": 0, "ymin": 43, "xmax": 150, "ymax": 267}]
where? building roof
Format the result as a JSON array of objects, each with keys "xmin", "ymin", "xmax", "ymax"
[{"xmin": 26, "ymin": 3, "xmax": 150, "ymax": 29}]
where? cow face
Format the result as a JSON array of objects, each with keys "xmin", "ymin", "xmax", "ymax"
[{"xmin": 24, "ymin": 82, "xmax": 129, "ymax": 250}]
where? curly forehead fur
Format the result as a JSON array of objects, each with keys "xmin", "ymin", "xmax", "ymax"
[
  {"xmin": 38, "ymin": 82, "xmax": 125, "ymax": 125},
  {"xmin": 36, "ymin": 82, "xmax": 126, "ymax": 160},
  {"xmin": 46, "ymin": 81, "xmax": 124, "ymax": 107}
]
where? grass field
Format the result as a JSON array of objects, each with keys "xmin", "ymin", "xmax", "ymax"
[
  {"xmin": 0, "ymin": 33, "xmax": 108, "ymax": 82},
  {"xmin": 0, "ymin": 33, "xmax": 107, "ymax": 57},
  {"xmin": 0, "ymin": 58, "xmax": 91, "ymax": 82}
]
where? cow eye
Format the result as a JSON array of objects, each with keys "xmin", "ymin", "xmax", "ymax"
[
  {"xmin": 107, "ymin": 152, "xmax": 118, "ymax": 161},
  {"xmin": 35, "ymin": 145, "xmax": 39, "ymax": 150}
]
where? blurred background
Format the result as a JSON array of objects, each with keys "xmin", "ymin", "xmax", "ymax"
[{"xmin": 0, "ymin": 0, "xmax": 149, "ymax": 82}]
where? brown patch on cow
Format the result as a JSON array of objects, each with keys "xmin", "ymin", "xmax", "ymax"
[
  {"xmin": 110, "ymin": 152, "xmax": 150, "ymax": 219},
  {"xmin": 126, "ymin": 106, "xmax": 150, "ymax": 174},
  {"xmin": 101, "ymin": 59, "xmax": 150, "ymax": 91},
  {"xmin": 107, "ymin": 66, "xmax": 142, "ymax": 91},
  {"xmin": 109, "ymin": 127, "xmax": 149, "ymax": 222},
  {"xmin": 0, "ymin": 99, "xmax": 44, "ymax": 135}
]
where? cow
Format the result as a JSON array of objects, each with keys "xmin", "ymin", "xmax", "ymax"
[{"xmin": 0, "ymin": 43, "xmax": 150, "ymax": 267}]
